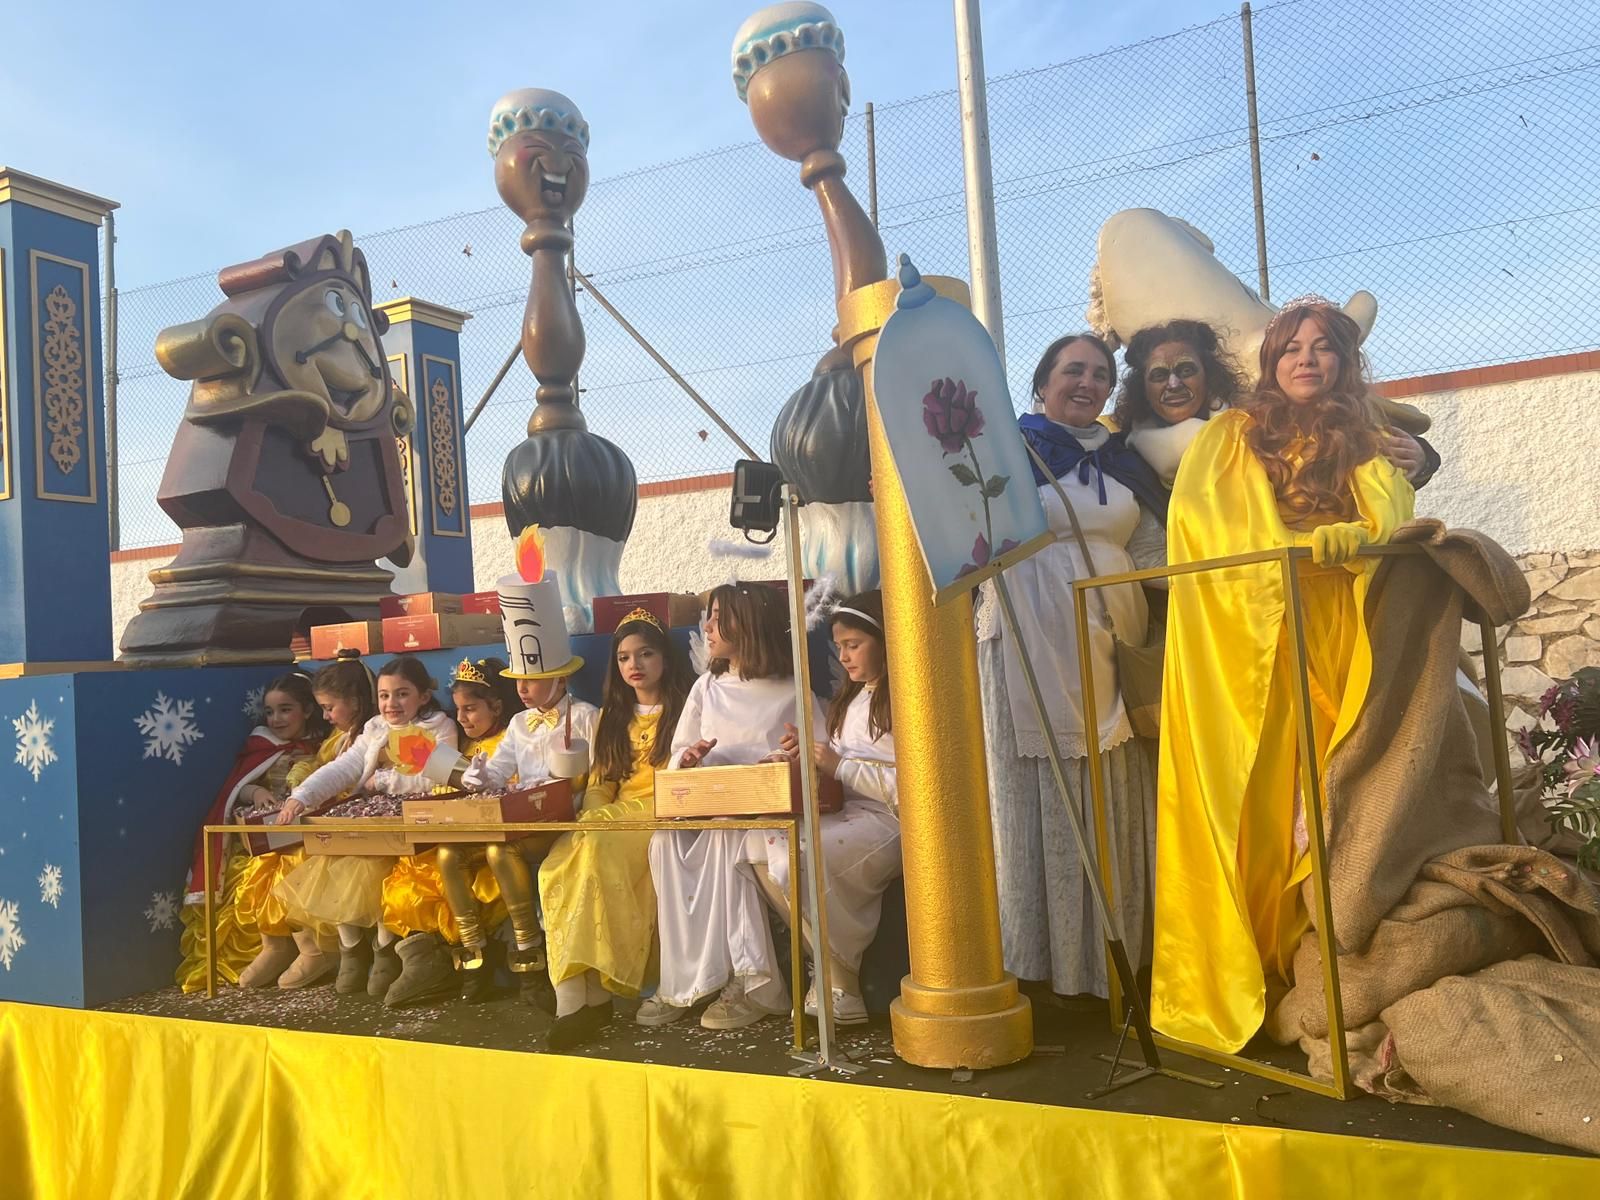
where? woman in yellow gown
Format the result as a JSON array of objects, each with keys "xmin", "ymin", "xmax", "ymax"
[
  {"xmin": 1152, "ymin": 297, "xmax": 1415, "ymax": 1054},
  {"xmin": 538, "ymin": 609, "xmax": 693, "ymax": 1050},
  {"xmin": 378, "ymin": 657, "xmax": 520, "ymax": 1006}
]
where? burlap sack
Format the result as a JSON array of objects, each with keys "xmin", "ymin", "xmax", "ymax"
[{"xmin": 1382, "ymin": 956, "xmax": 1600, "ymax": 1155}]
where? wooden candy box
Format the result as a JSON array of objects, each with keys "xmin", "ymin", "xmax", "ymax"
[
  {"xmin": 241, "ymin": 809, "xmax": 305, "ymax": 855},
  {"xmin": 653, "ymin": 758, "xmax": 843, "ymax": 819},
  {"xmin": 303, "ymin": 815, "xmax": 415, "ymax": 856},
  {"xmin": 402, "ymin": 779, "xmax": 575, "ymax": 843}
]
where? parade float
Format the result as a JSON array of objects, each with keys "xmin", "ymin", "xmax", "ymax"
[{"xmin": 1, "ymin": 3, "xmax": 1598, "ymax": 1195}]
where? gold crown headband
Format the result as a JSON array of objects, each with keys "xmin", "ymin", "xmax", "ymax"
[
  {"xmin": 452, "ymin": 658, "xmax": 500, "ymax": 688},
  {"xmin": 617, "ymin": 607, "xmax": 665, "ymax": 632}
]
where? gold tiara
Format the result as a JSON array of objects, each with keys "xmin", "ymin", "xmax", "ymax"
[
  {"xmin": 452, "ymin": 658, "xmax": 497, "ymax": 688},
  {"xmin": 617, "ymin": 607, "xmax": 664, "ymax": 632}
]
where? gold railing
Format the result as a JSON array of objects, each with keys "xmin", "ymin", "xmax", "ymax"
[
  {"xmin": 201, "ymin": 816, "xmax": 810, "ymax": 1052},
  {"xmin": 1072, "ymin": 543, "xmax": 1517, "ymax": 1100}
]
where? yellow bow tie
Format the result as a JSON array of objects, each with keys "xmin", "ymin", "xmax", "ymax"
[{"xmin": 527, "ymin": 706, "xmax": 562, "ymax": 731}]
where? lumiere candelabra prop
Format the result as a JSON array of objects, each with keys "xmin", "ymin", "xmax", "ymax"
[
  {"xmin": 119, "ymin": 231, "xmax": 414, "ymax": 666},
  {"xmin": 733, "ymin": 1, "xmax": 1031, "ymax": 1068},
  {"xmin": 489, "ymin": 89, "xmax": 637, "ymax": 634}
]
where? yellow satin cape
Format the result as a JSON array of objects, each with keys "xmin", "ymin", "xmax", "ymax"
[{"xmin": 1151, "ymin": 409, "xmax": 1413, "ymax": 1052}]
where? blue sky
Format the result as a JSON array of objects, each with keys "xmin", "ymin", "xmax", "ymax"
[
  {"xmin": 5, "ymin": 0, "xmax": 1596, "ymax": 548},
  {"xmin": 1, "ymin": 0, "xmax": 1237, "ymax": 285}
]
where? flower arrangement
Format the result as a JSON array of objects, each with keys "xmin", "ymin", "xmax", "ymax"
[{"xmin": 1515, "ymin": 665, "xmax": 1600, "ymax": 870}]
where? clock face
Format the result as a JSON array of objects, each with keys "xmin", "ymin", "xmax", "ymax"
[{"xmin": 265, "ymin": 275, "xmax": 390, "ymax": 428}]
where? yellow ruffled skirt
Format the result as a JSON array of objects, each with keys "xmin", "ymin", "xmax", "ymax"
[
  {"xmin": 176, "ymin": 851, "xmax": 260, "ymax": 994},
  {"xmin": 381, "ymin": 850, "xmax": 507, "ymax": 943},
  {"xmin": 538, "ymin": 797, "xmax": 656, "ymax": 995},
  {"xmin": 276, "ymin": 854, "xmax": 393, "ymax": 930},
  {"xmin": 234, "ymin": 846, "xmax": 323, "ymax": 938}
]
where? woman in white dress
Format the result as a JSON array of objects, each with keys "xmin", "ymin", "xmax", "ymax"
[
  {"xmin": 978, "ymin": 333, "xmax": 1169, "ymax": 999},
  {"xmin": 641, "ymin": 584, "xmax": 824, "ymax": 1031}
]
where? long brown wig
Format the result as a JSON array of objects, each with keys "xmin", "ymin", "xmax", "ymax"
[
  {"xmin": 311, "ymin": 654, "xmax": 378, "ymax": 732},
  {"xmin": 1112, "ymin": 319, "xmax": 1244, "ymax": 429},
  {"xmin": 449, "ymin": 656, "xmax": 523, "ymax": 741},
  {"xmin": 706, "ymin": 583, "xmax": 793, "ymax": 680},
  {"xmin": 263, "ymin": 671, "xmax": 332, "ymax": 743},
  {"xmin": 825, "ymin": 591, "xmax": 891, "ymax": 743},
  {"xmin": 592, "ymin": 618, "xmax": 696, "ymax": 782},
  {"xmin": 1244, "ymin": 303, "xmax": 1383, "ymax": 522}
]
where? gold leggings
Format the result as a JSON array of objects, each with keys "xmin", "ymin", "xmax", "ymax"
[{"xmin": 437, "ymin": 835, "xmax": 556, "ymax": 948}]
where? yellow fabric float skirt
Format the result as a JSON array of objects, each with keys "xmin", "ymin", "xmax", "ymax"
[
  {"xmin": 381, "ymin": 850, "xmax": 507, "ymax": 944},
  {"xmin": 175, "ymin": 851, "xmax": 260, "ymax": 994},
  {"xmin": 539, "ymin": 796, "xmax": 657, "ymax": 995}
]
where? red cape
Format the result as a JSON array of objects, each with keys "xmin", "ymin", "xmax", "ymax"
[{"xmin": 183, "ymin": 729, "xmax": 318, "ymax": 905}]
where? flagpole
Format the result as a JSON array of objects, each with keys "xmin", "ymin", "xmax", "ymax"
[{"xmin": 954, "ymin": 0, "xmax": 1005, "ymax": 371}]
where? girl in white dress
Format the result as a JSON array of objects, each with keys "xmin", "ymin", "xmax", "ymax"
[
  {"xmin": 641, "ymin": 583, "xmax": 824, "ymax": 1030},
  {"xmin": 773, "ymin": 590, "xmax": 899, "ymax": 1025}
]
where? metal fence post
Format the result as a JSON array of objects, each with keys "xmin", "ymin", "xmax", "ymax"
[
  {"xmin": 1241, "ymin": 2, "xmax": 1270, "ymax": 302},
  {"xmin": 865, "ymin": 101, "xmax": 879, "ymax": 230}
]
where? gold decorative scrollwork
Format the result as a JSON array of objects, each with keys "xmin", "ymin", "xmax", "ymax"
[
  {"xmin": 429, "ymin": 376, "xmax": 458, "ymax": 516},
  {"xmin": 41, "ymin": 284, "xmax": 84, "ymax": 475},
  {"xmin": 396, "ymin": 434, "xmax": 418, "ymax": 535}
]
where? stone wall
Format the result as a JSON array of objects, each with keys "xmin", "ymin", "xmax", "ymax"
[{"xmin": 1466, "ymin": 551, "xmax": 1600, "ymax": 735}]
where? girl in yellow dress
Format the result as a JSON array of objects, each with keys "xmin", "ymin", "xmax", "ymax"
[
  {"xmin": 1152, "ymin": 297, "xmax": 1415, "ymax": 1054},
  {"xmin": 175, "ymin": 673, "xmax": 327, "ymax": 993},
  {"xmin": 275, "ymin": 657, "xmax": 460, "ymax": 997},
  {"xmin": 251, "ymin": 656, "xmax": 378, "ymax": 988},
  {"xmin": 539, "ymin": 609, "xmax": 693, "ymax": 1050},
  {"xmin": 379, "ymin": 657, "xmax": 522, "ymax": 1007}
]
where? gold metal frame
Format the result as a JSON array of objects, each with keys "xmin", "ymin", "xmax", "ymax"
[
  {"xmin": 386, "ymin": 352, "xmax": 418, "ymax": 537},
  {"xmin": 203, "ymin": 816, "xmax": 810, "ymax": 1052},
  {"xmin": 1073, "ymin": 543, "xmax": 1518, "ymax": 1100}
]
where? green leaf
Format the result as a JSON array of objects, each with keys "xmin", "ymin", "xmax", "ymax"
[
  {"xmin": 982, "ymin": 474, "xmax": 1009, "ymax": 498},
  {"xmin": 949, "ymin": 463, "xmax": 979, "ymax": 486}
]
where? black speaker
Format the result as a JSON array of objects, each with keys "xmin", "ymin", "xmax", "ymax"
[{"xmin": 729, "ymin": 459, "xmax": 784, "ymax": 534}]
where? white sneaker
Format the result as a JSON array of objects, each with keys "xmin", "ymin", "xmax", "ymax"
[
  {"xmin": 803, "ymin": 982, "xmax": 868, "ymax": 1026},
  {"xmin": 635, "ymin": 995, "xmax": 689, "ymax": 1027},
  {"xmin": 700, "ymin": 981, "xmax": 779, "ymax": 1030}
]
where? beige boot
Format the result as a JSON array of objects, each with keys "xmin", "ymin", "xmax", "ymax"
[
  {"xmin": 279, "ymin": 928, "xmax": 338, "ymax": 989},
  {"xmin": 238, "ymin": 934, "xmax": 296, "ymax": 988}
]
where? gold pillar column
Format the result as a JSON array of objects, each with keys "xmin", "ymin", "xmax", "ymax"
[{"xmin": 837, "ymin": 279, "xmax": 1032, "ymax": 1069}]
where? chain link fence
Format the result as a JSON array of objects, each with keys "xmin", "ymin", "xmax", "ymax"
[{"xmin": 107, "ymin": 0, "xmax": 1600, "ymax": 549}]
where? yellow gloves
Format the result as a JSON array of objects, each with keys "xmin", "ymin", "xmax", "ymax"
[{"xmin": 1308, "ymin": 522, "xmax": 1369, "ymax": 566}]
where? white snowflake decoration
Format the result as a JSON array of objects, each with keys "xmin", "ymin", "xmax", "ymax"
[
  {"xmin": 135, "ymin": 693, "xmax": 205, "ymax": 765},
  {"xmin": 241, "ymin": 686, "xmax": 266, "ymax": 719},
  {"xmin": 144, "ymin": 891, "xmax": 178, "ymax": 932},
  {"xmin": 38, "ymin": 863, "xmax": 63, "ymax": 909},
  {"xmin": 0, "ymin": 898, "xmax": 24, "ymax": 970},
  {"xmin": 12, "ymin": 701, "xmax": 57, "ymax": 782}
]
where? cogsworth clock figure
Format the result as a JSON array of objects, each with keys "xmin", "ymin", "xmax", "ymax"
[{"xmin": 120, "ymin": 230, "xmax": 414, "ymax": 666}]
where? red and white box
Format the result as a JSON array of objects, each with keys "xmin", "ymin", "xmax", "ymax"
[
  {"xmin": 242, "ymin": 809, "xmax": 307, "ymax": 855},
  {"xmin": 592, "ymin": 592, "xmax": 703, "ymax": 634},
  {"xmin": 378, "ymin": 592, "xmax": 464, "ymax": 619},
  {"xmin": 403, "ymin": 779, "xmax": 575, "ymax": 843},
  {"xmin": 381, "ymin": 612, "xmax": 503, "ymax": 653},
  {"xmin": 308, "ymin": 620, "xmax": 384, "ymax": 660},
  {"xmin": 460, "ymin": 591, "xmax": 502, "ymax": 616}
]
